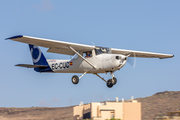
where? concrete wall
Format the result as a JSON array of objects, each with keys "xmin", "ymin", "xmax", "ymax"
[
  {"xmin": 73, "ymin": 106, "xmax": 83, "ymax": 120},
  {"xmin": 123, "ymin": 102, "xmax": 141, "ymax": 120},
  {"xmin": 91, "ymin": 103, "xmax": 99, "ymax": 118},
  {"xmin": 105, "ymin": 102, "xmax": 123, "ymax": 119},
  {"xmin": 92, "ymin": 102, "xmax": 123, "ymax": 119},
  {"xmin": 101, "ymin": 111, "xmax": 111, "ymax": 120}
]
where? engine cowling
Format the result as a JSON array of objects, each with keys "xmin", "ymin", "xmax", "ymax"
[{"xmin": 102, "ymin": 54, "xmax": 127, "ymax": 71}]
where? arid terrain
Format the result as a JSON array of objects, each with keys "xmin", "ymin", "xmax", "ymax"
[
  {"xmin": 136, "ymin": 91, "xmax": 180, "ymax": 120},
  {"xmin": 0, "ymin": 91, "xmax": 180, "ymax": 120},
  {"xmin": 0, "ymin": 106, "xmax": 74, "ymax": 120}
]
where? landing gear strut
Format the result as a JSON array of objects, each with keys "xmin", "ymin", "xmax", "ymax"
[
  {"xmin": 94, "ymin": 73, "xmax": 117, "ymax": 88},
  {"xmin": 110, "ymin": 72, "xmax": 117, "ymax": 85},
  {"xmin": 72, "ymin": 72, "xmax": 117, "ymax": 88}
]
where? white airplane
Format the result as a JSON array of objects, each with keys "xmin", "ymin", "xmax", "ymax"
[{"xmin": 6, "ymin": 35, "xmax": 174, "ymax": 88}]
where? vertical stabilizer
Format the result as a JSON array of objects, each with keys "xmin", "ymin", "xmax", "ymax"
[
  {"xmin": 29, "ymin": 44, "xmax": 48, "ymax": 65},
  {"xmin": 29, "ymin": 44, "xmax": 51, "ymax": 72}
]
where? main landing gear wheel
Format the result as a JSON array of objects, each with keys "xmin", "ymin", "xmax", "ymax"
[
  {"xmin": 112, "ymin": 77, "xmax": 117, "ymax": 85},
  {"xmin": 72, "ymin": 75, "xmax": 79, "ymax": 84},
  {"xmin": 107, "ymin": 79, "xmax": 113, "ymax": 88}
]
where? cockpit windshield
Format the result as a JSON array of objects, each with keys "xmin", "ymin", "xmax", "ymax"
[{"xmin": 95, "ymin": 47, "xmax": 111, "ymax": 55}]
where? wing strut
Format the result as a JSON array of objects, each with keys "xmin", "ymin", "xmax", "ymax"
[{"xmin": 69, "ymin": 46, "xmax": 96, "ymax": 69}]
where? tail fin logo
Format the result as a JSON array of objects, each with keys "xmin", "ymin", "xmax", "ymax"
[{"xmin": 30, "ymin": 45, "xmax": 42, "ymax": 63}]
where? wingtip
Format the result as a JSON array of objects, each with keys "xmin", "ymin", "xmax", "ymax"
[
  {"xmin": 5, "ymin": 35, "xmax": 23, "ymax": 40},
  {"xmin": 159, "ymin": 54, "xmax": 174, "ymax": 59}
]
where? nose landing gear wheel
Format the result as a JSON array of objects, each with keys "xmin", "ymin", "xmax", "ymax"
[
  {"xmin": 112, "ymin": 77, "xmax": 117, "ymax": 85},
  {"xmin": 107, "ymin": 79, "xmax": 113, "ymax": 88},
  {"xmin": 72, "ymin": 75, "xmax": 79, "ymax": 84}
]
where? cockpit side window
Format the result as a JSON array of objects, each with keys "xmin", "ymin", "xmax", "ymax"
[{"xmin": 83, "ymin": 51, "xmax": 92, "ymax": 58}]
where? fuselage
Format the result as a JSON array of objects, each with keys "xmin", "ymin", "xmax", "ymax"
[{"xmin": 47, "ymin": 54, "xmax": 127, "ymax": 73}]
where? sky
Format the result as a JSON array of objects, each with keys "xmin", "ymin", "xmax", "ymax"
[{"xmin": 0, "ymin": 0, "xmax": 179, "ymax": 107}]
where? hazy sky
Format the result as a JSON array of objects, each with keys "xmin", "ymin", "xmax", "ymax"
[{"xmin": 0, "ymin": 0, "xmax": 179, "ymax": 107}]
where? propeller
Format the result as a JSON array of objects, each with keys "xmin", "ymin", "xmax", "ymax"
[{"xmin": 127, "ymin": 53, "xmax": 136, "ymax": 68}]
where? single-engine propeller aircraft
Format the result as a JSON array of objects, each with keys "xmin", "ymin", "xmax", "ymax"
[{"xmin": 6, "ymin": 35, "xmax": 174, "ymax": 88}]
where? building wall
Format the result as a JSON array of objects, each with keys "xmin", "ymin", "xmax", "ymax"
[
  {"xmin": 91, "ymin": 103, "xmax": 99, "ymax": 118},
  {"xmin": 83, "ymin": 104, "xmax": 91, "ymax": 119},
  {"xmin": 73, "ymin": 106, "xmax": 83, "ymax": 120},
  {"xmin": 105, "ymin": 102, "xmax": 123, "ymax": 119},
  {"xmin": 123, "ymin": 102, "xmax": 141, "ymax": 120},
  {"xmin": 101, "ymin": 111, "xmax": 111, "ymax": 120},
  {"xmin": 92, "ymin": 102, "xmax": 123, "ymax": 119},
  {"xmin": 74, "ymin": 100, "xmax": 141, "ymax": 120}
]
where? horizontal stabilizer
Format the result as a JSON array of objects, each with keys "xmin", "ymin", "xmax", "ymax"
[{"xmin": 15, "ymin": 64, "xmax": 48, "ymax": 68}]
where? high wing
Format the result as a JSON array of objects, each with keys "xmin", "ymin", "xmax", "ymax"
[
  {"xmin": 111, "ymin": 48, "xmax": 174, "ymax": 59},
  {"xmin": 6, "ymin": 35, "xmax": 94, "ymax": 55},
  {"xmin": 6, "ymin": 35, "xmax": 173, "ymax": 59}
]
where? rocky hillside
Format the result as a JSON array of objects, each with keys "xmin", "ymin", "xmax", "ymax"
[
  {"xmin": 136, "ymin": 91, "xmax": 180, "ymax": 120},
  {"xmin": 0, "ymin": 106, "xmax": 74, "ymax": 120}
]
